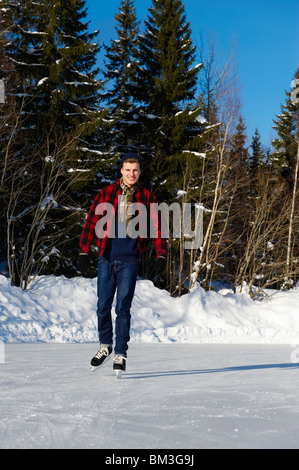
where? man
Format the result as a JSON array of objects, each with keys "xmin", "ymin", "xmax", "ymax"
[{"xmin": 78, "ymin": 153, "xmax": 167, "ymax": 375}]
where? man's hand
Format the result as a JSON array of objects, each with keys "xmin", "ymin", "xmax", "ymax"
[
  {"xmin": 78, "ymin": 253, "xmax": 89, "ymax": 274},
  {"xmin": 154, "ymin": 256, "xmax": 166, "ymax": 276}
]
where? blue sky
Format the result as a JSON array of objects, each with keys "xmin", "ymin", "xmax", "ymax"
[{"xmin": 85, "ymin": 0, "xmax": 299, "ymax": 147}]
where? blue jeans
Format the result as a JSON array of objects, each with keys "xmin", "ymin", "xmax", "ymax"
[{"xmin": 97, "ymin": 257, "xmax": 138, "ymax": 356}]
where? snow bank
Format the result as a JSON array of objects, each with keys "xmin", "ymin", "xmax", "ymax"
[{"xmin": 0, "ymin": 274, "xmax": 299, "ymax": 344}]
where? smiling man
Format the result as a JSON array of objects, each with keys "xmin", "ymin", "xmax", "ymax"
[
  {"xmin": 78, "ymin": 152, "xmax": 168, "ymax": 376},
  {"xmin": 121, "ymin": 158, "xmax": 141, "ymax": 187}
]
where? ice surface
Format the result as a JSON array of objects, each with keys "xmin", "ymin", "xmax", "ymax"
[
  {"xmin": 0, "ymin": 343, "xmax": 299, "ymax": 449},
  {"xmin": 1, "ymin": 274, "xmax": 299, "ymax": 448}
]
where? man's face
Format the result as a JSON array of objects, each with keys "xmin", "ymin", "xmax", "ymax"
[{"xmin": 121, "ymin": 161, "xmax": 141, "ymax": 187}]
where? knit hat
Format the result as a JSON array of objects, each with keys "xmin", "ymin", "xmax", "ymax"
[{"xmin": 119, "ymin": 152, "xmax": 143, "ymax": 171}]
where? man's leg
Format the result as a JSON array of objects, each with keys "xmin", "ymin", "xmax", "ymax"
[
  {"xmin": 97, "ymin": 256, "xmax": 116, "ymax": 346},
  {"xmin": 114, "ymin": 260, "xmax": 138, "ymax": 357}
]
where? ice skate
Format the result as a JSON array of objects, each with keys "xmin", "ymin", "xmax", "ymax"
[
  {"xmin": 113, "ymin": 354, "xmax": 126, "ymax": 378},
  {"xmin": 90, "ymin": 345, "xmax": 112, "ymax": 372}
]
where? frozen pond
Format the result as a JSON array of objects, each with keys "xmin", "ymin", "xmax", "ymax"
[{"xmin": 1, "ymin": 343, "xmax": 299, "ymax": 449}]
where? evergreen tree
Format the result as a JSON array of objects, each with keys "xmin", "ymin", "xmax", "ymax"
[
  {"xmin": 1, "ymin": 0, "xmax": 104, "ymax": 154},
  {"xmin": 136, "ymin": 0, "xmax": 205, "ymax": 187},
  {"xmin": 129, "ymin": 0, "xmax": 213, "ymax": 289},
  {"xmin": 247, "ymin": 128, "xmax": 269, "ymax": 216},
  {"xmin": 229, "ymin": 116, "xmax": 249, "ymax": 168},
  {"xmin": 250, "ymin": 128, "xmax": 264, "ymax": 176},
  {"xmin": 0, "ymin": 0, "xmax": 106, "ymax": 284},
  {"xmin": 139, "ymin": 0, "xmax": 198, "ymax": 113},
  {"xmin": 226, "ymin": 116, "xmax": 251, "ymax": 267},
  {"xmin": 271, "ymin": 68, "xmax": 299, "ymax": 187},
  {"xmin": 103, "ymin": 0, "xmax": 141, "ymax": 156},
  {"xmin": 271, "ymin": 69, "xmax": 299, "ymax": 287}
]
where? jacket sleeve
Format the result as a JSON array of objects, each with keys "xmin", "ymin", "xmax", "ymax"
[
  {"xmin": 79, "ymin": 192, "xmax": 102, "ymax": 254},
  {"xmin": 149, "ymin": 193, "xmax": 168, "ymax": 259}
]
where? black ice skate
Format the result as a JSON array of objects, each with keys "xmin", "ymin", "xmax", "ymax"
[
  {"xmin": 113, "ymin": 354, "xmax": 126, "ymax": 378},
  {"xmin": 90, "ymin": 345, "xmax": 112, "ymax": 371}
]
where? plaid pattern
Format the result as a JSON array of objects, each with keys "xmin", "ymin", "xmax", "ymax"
[
  {"xmin": 119, "ymin": 177, "xmax": 137, "ymax": 228},
  {"xmin": 79, "ymin": 179, "xmax": 168, "ymax": 259}
]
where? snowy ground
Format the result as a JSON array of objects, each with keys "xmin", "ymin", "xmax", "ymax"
[
  {"xmin": 1, "ymin": 274, "xmax": 299, "ymax": 449},
  {"xmin": 1, "ymin": 274, "xmax": 299, "ymax": 344},
  {"xmin": 1, "ymin": 343, "xmax": 299, "ymax": 449}
]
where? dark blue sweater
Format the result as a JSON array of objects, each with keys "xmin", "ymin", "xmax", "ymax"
[{"xmin": 102, "ymin": 219, "xmax": 139, "ymax": 263}]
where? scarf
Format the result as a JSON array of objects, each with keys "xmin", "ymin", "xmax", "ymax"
[{"xmin": 119, "ymin": 178, "xmax": 138, "ymax": 237}]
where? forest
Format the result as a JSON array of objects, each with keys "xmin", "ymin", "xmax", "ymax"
[{"xmin": 0, "ymin": 0, "xmax": 298, "ymax": 297}]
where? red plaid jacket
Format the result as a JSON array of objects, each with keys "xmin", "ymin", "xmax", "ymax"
[{"xmin": 79, "ymin": 179, "xmax": 168, "ymax": 259}]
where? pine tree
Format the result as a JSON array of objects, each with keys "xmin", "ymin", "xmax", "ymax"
[
  {"xmin": 226, "ymin": 116, "xmax": 251, "ymax": 268},
  {"xmin": 0, "ymin": 0, "xmax": 106, "ymax": 284},
  {"xmin": 139, "ymin": 0, "xmax": 198, "ymax": 113},
  {"xmin": 250, "ymin": 128, "xmax": 264, "ymax": 176},
  {"xmin": 229, "ymin": 116, "xmax": 249, "ymax": 167},
  {"xmin": 271, "ymin": 68, "xmax": 299, "ymax": 187},
  {"xmin": 271, "ymin": 69, "xmax": 299, "ymax": 287},
  {"xmin": 103, "ymin": 0, "xmax": 141, "ymax": 156},
  {"xmin": 128, "ymin": 0, "xmax": 213, "ymax": 290},
  {"xmin": 2, "ymin": 0, "xmax": 104, "ymax": 152},
  {"xmin": 136, "ymin": 0, "xmax": 205, "ymax": 185}
]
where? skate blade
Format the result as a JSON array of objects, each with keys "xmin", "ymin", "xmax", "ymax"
[
  {"xmin": 115, "ymin": 370, "xmax": 123, "ymax": 379},
  {"xmin": 90, "ymin": 365, "xmax": 101, "ymax": 372},
  {"xmin": 90, "ymin": 354, "xmax": 112, "ymax": 372},
  {"xmin": 90, "ymin": 363, "xmax": 110, "ymax": 372}
]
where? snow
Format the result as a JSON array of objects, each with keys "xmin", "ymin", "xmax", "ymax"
[
  {"xmin": 37, "ymin": 77, "xmax": 48, "ymax": 86},
  {"xmin": 188, "ymin": 63, "xmax": 203, "ymax": 72},
  {"xmin": 182, "ymin": 150, "xmax": 206, "ymax": 158},
  {"xmin": 1, "ymin": 274, "xmax": 299, "ymax": 449},
  {"xmin": 64, "ymin": 81, "xmax": 93, "ymax": 87},
  {"xmin": 195, "ymin": 114, "xmax": 207, "ymax": 124},
  {"xmin": 0, "ymin": 274, "xmax": 299, "ymax": 345},
  {"xmin": 17, "ymin": 26, "xmax": 47, "ymax": 36},
  {"xmin": 40, "ymin": 195, "xmax": 57, "ymax": 211}
]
